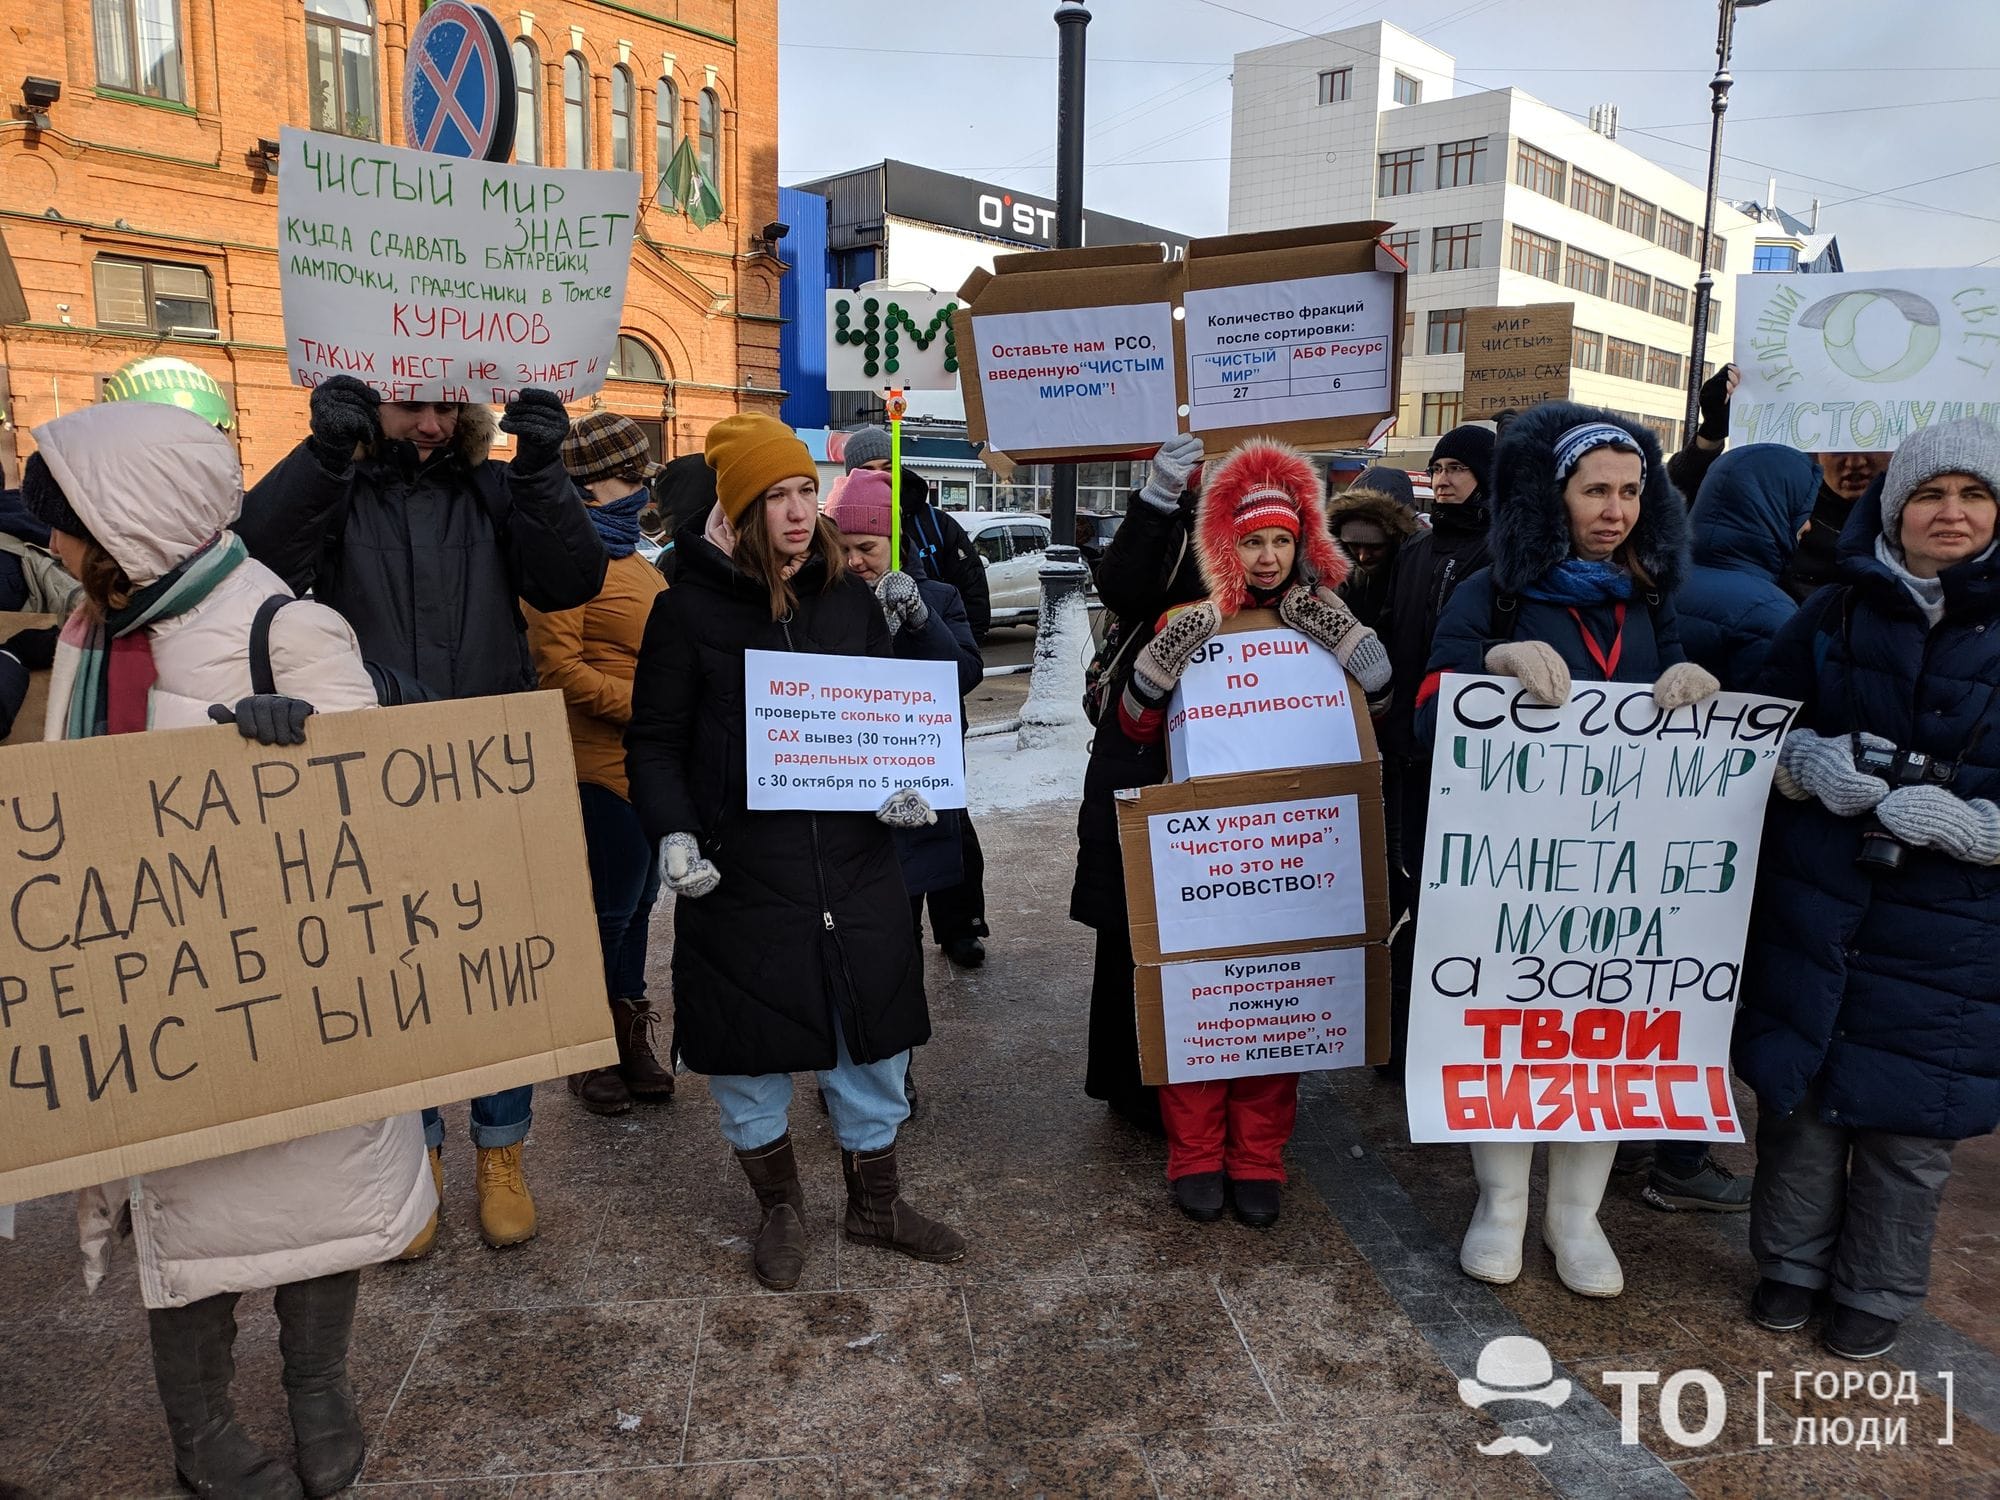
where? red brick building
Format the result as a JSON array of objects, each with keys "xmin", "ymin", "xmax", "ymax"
[{"xmin": 0, "ymin": 0, "xmax": 781, "ymax": 482}]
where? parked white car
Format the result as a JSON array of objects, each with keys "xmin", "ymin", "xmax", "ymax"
[{"xmin": 960, "ymin": 512, "xmax": 1051, "ymax": 633}]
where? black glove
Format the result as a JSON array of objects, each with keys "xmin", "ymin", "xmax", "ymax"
[
  {"xmin": 500, "ymin": 388, "xmax": 570, "ymax": 467},
  {"xmin": 1696, "ymin": 364, "xmax": 1735, "ymax": 440},
  {"xmin": 307, "ymin": 375, "xmax": 381, "ymax": 472},
  {"xmin": 207, "ymin": 695, "xmax": 315, "ymax": 746},
  {"xmin": 1, "ymin": 625, "xmax": 58, "ymax": 672}
]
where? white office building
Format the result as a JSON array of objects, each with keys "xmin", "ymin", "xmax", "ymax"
[{"xmin": 1229, "ymin": 21, "xmax": 1759, "ymax": 464}]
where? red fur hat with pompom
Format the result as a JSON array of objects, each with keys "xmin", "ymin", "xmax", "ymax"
[{"xmin": 1195, "ymin": 438, "xmax": 1347, "ymax": 615}]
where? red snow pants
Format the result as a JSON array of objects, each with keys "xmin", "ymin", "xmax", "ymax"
[{"xmin": 1160, "ymin": 1073, "xmax": 1299, "ymax": 1183}]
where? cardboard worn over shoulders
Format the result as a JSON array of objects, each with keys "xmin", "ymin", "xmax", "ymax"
[{"xmin": 0, "ymin": 690, "xmax": 615, "ymax": 1204}]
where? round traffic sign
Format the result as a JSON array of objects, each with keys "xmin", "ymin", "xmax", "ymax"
[{"xmin": 403, "ymin": 1, "xmax": 516, "ymax": 162}]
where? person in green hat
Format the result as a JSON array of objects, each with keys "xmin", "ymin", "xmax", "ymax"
[{"xmin": 100, "ymin": 355, "xmax": 236, "ymax": 430}]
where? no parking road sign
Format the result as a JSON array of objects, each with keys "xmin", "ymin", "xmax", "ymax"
[{"xmin": 403, "ymin": 0, "xmax": 515, "ymax": 162}]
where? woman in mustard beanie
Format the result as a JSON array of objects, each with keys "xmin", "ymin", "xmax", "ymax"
[{"xmin": 626, "ymin": 413, "xmax": 965, "ymax": 1290}]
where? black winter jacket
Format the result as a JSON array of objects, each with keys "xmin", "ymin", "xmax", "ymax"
[
  {"xmin": 1734, "ymin": 482, "xmax": 2000, "ymax": 1141},
  {"xmin": 239, "ymin": 415, "xmax": 606, "ymax": 700},
  {"xmin": 1783, "ymin": 481, "xmax": 1860, "ymax": 603},
  {"xmin": 1378, "ymin": 501, "xmax": 1490, "ymax": 759},
  {"xmin": 902, "ymin": 499, "xmax": 991, "ymax": 638},
  {"xmin": 1070, "ymin": 489, "xmax": 1207, "ymax": 930},
  {"xmin": 625, "ymin": 526, "xmax": 929, "ymax": 1073},
  {"xmin": 891, "ymin": 567, "xmax": 983, "ymax": 897}
]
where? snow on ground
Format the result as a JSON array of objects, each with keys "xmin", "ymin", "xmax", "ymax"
[{"xmin": 966, "ymin": 715, "xmax": 1090, "ymax": 814}]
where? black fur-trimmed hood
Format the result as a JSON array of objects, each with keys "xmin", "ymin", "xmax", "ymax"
[{"xmin": 1487, "ymin": 400, "xmax": 1688, "ymax": 596}]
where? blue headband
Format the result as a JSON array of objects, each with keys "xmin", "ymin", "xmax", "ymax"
[{"xmin": 1553, "ymin": 422, "xmax": 1645, "ymax": 484}]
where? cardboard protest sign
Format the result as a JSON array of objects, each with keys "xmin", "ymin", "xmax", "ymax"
[
  {"xmin": 1166, "ymin": 612, "xmax": 1371, "ymax": 782},
  {"xmin": 277, "ymin": 126, "xmax": 639, "ymax": 404},
  {"xmin": 1404, "ymin": 675, "xmax": 1799, "ymax": 1144},
  {"xmin": 954, "ymin": 222, "xmax": 1406, "ymax": 461},
  {"xmin": 1136, "ymin": 944, "xmax": 1387, "ymax": 1087},
  {"xmin": 744, "ymin": 650, "xmax": 965, "ymax": 812},
  {"xmin": 0, "ymin": 692, "xmax": 616, "ymax": 1204},
  {"xmin": 1118, "ymin": 766, "xmax": 1388, "ymax": 967},
  {"xmin": 0, "ymin": 611, "xmax": 56, "ymax": 749},
  {"xmin": 1731, "ymin": 269, "xmax": 2000, "ymax": 453},
  {"xmin": 1462, "ymin": 303, "xmax": 1573, "ymax": 420}
]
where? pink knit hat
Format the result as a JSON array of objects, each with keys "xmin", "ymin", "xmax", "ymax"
[{"xmin": 823, "ymin": 468, "xmax": 896, "ymax": 538}]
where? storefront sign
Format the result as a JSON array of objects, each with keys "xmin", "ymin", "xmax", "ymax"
[
  {"xmin": 743, "ymin": 650, "xmax": 966, "ymax": 812},
  {"xmin": 1405, "ymin": 675, "xmax": 1798, "ymax": 1143},
  {"xmin": 277, "ymin": 126, "xmax": 638, "ymax": 404},
  {"xmin": 1731, "ymin": 268, "xmax": 2000, "ymax": 452}
]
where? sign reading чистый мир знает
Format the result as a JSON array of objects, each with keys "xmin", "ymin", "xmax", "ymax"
[{"xmin": 277, "ymin": 126, "xmax": 638, "ymax": 405}]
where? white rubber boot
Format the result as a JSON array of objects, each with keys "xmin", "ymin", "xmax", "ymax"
[
  {"xmin": 1543, "ymin": 1140, "xmax": 1624, "ymax": 1297},
  {"xmin": 1460, "ymin": 1142, "xmax": 1534, "ymax": 1284}
]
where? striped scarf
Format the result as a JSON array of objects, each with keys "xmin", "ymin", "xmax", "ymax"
[{"xmin": 65, "ymin": 532, "xmax": 246, "ymax": 739}]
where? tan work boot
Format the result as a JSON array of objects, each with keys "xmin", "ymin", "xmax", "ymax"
[
  {"xmin": 394, "ymin": 1146, "xmax": 445, "ymax": 1262},
  {"xmin": 476, "ymin": 1144, "xmax": 538, "ymax": 1248}
]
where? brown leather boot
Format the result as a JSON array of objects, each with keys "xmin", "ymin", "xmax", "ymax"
[
  {"xmin": 735, "ymin": 1134, "xmax": 809, "ymax": 1290},
  {"xmin": 568, "ymin": 1068, "xmax": 632, "ymax": 1116},
  {"xmin": 841, "ymin": 1144, "xmax": 966, "ymax": 1263},
  {"xmin": 612, "ymin": 999, "xmax": 676, "ymax": 1101}
]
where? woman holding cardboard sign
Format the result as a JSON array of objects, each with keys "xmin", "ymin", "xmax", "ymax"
[
  {"xmin": 625, "ymin": 414, "xmax": 963, "ymax": 1291},
  {"xmin": 23, "ymin": 401, "xmax": 434, "ymax": 1500},
  {"xmin": 1115, "ymin": 438, "xmax": 1391, "ymax": 1227},
  {"xmin": 1418, "ymin": 403, "xmax": 1722, "ymax": 1298}
]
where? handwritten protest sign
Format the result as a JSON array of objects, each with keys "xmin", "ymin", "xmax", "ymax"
[
  {"xmin": 1462, "ymin": 303, "xmax": 1573, "ymax": 419},
  {"xmin": 970, "ymin": 303, "xmax": 1180, "ymax": 453},
  {"xmin": 743, "ymin": 650, "xmax": 965, "ymax": 813},
  {"xmin": 1731, "ymin": 268, "xmax": 2000, "ymax": 453},
  {"xmin": 1167, "ymin": 627, "xmax": 1362, "ymax": 780},
  {"xmin": 0, "ymin": 693, "xmax": 615, "ymax": 1204},
  {"xmin": 277, "ymin": 126, "xmax": 639, "ymax": 404},
  {"xmin": 1148, "ymin": 945, "xmax": 1376, "ymax": 1084},
  {"xmin": 1405, "ymin": 676, "xmax": 1798, "ymax": 1144},
  {"xmin": 1182, "ymin": 271, "xmax": 1396, "ymax": 433}
]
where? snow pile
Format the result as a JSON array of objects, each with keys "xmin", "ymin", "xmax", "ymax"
[
  {"xmin": 1016, "ymin": 577, "xmax": 1091, "ymax": 750},
  {"xmin": 966, "ymin": 714, "xmax": 1088, "ymax": 813}
]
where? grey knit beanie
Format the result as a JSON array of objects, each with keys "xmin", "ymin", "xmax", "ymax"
[
  {"xmin": 842, "ymin": 425, "xmax": 893, "ymax": 473},
  {"xmin": 1880, "ymin": 418, "xmax": 2000, "ymax": 554}
]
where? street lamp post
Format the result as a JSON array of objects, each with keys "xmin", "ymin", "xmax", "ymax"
[
  {"xmin": 1684, "ymin": 0, "xmax": 1773, "ymax": 439},
  {"xmin": 1018, "ymin": 1, "xmax": 1095, "ymax": 750}
]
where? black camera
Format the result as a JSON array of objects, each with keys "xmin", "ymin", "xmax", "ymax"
[{"xmin": 1854, "ymin": 742, "xmax": 1958, "ymax": 873}]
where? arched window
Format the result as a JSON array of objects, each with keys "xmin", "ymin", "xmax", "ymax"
[
  {"xmin": 610, "ymin": 66, "xmax": 635, "ymax": 171},
  {"xmin": 563, "ymin": 52, "xmax": 590, "ymax": 168},
  {"xmin": 698, "ymin": 87, "xmax": 721, "ymax": 202},
  {"xmin": 305, "ymin": 0, "xmax": 378, "ymax": 139},
  {"xmin": 608, "ymin": 335, "xmax": 664, "ymax": 382},
  {"xmin": 511, "ymin": 39, "xmax": 540, "ymax": 164},
  {"xmin": 655, "ymin": 77, "xmax": 678, "ymax": 200}
]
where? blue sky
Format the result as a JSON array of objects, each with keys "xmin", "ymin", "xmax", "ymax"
[{"xmin": 776, "ymin": 0, "xmax": 2000, "ymax": 270}]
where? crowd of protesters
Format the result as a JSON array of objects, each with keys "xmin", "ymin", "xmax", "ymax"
[{"xmin": 3, "ymin": 345, "xmax": 1995, "ymax": 1494}]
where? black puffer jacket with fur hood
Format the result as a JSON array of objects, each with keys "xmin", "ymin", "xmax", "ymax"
[
  {"xmin": 1418, "ymin": 402, "xmax": 1690, "ymax": 742},
  {"xmin": 240, "ymin": 403, "xmax": 607, "ymax": 700}
]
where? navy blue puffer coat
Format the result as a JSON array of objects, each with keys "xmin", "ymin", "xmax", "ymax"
[
  {"xmin": 1734, "ymin": 482, "xmax": 2000, "ymax": 1141},
  {"xmin": 1677, "ymin": 446, "xmax": 1821, "ymax": 691},
  {"xmin": 1419, "ymin": 403, "xmax": 1690, "ymax": 742}
]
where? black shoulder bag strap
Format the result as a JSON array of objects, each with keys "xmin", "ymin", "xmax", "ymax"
[{"xmin": 249, "ymin": 594, "xmax": 293, "ymax": 697}]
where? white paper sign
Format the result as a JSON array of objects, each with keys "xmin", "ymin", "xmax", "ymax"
[
  {"xmin": 1405, "ymin": 676, "xmax": 1799, "ymax": 1143},
  {"xmin": 278, "ymin": 127, "xmax": 639, "ymax": 403},
  {"xmin": 1160, "ymin": 948, "xmax": 1369, "ymax": 1083},
  {"xmin": 971, "ymin": 304, "xmax": 1180, "ymax": 451},
  {"xmin": 1146, "ymin": 793, "xmax": 1366, "ymax": 956},
  {"xmin": 826, "ymin": 287, "xmax": 961, "ymax": 392},
  {"xmin": 1167, "ymin": 628, "xmax": 1360, "ymax": 780},
  {"xmin": 1731, "ymin": 268, "xmax": 2000, "ymax": 453},
  {"xmin": 743, "ymin": 650, "xmax": 966, "ymax": 812},
  {"xmin": 1182, "ymin": 271, "xmax": 1396, "ymax": 433}
]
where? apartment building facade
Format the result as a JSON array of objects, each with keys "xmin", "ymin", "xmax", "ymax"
[{"xmin": 1230, "ymin": 21, "xmax": 1758, "ymax": 465}]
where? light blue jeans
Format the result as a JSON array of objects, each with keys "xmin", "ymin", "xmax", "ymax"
[
  {"xmin": 422, "ymin": 1086, "xmax": 534, "ymax": 1150},
  {"xmin": 708, "ymin": 1029, "xmax": 911, "ymax": 1153}
]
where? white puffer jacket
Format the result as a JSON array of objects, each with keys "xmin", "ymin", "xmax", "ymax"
[{"xmin": 32, "ymin": 402, "xmax": 434, "ymax": 1308}]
